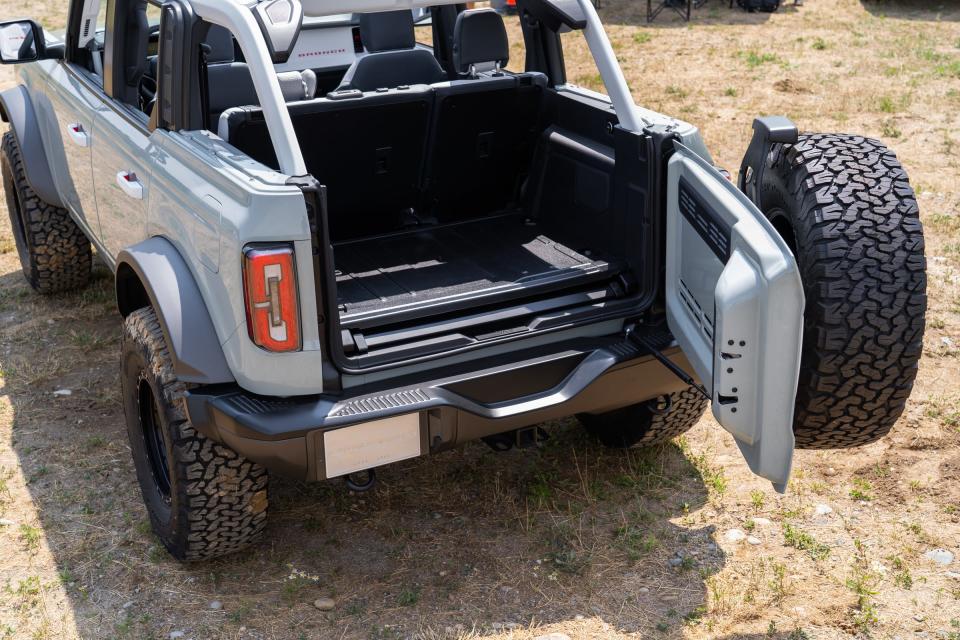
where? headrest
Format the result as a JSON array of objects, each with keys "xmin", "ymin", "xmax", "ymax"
[
  {"xmin": 276, "ymin": 69, "xmax": 317, "ymax": 101},
  {"xmin": 360, "ymin": 10, "xmax": 415, "ymax": 52},
  {"xmin": 452, "ymin": 9, "xmax": 509, "ymax": 75},
  {"xmin": 205, "ymin": 25, "xmax": 236, "ymax": 64}
]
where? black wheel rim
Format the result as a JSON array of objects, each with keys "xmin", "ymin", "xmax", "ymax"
[
  {"xmin": 766, "ymin": 207, "xmax": 798, "ymax": 256},
  {"xmin": 137, "ymin": 375, "xmax": 172, "ymax": 501}
]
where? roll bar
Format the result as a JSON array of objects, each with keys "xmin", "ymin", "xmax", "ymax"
[{"xmin": 189, "ymin": 0, "xmax": 644, "ymax": 177}]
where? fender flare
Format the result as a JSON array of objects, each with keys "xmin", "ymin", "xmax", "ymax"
[
  {"xmin": 116, "ymin": 237, "xmax": 235, "ymax": 385},
  {"xmin": 0, "ymin": 85, "xmax": 65, "ymax": 208}
]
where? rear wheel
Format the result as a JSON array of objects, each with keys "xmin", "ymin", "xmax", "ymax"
[
  {"xmin": 758, "ymin": 133, "xmax": 926, "ymax": 449},
  {"xmin": 1, "ymin": 132, "xmax": 91, "ymax": 293},
  {"xmin": 122, "ymin": 307, "xmax": 269, "ymax": 561},
  {"xmin": 577, "ymin": 386, "xmax": 709, "ymax": 448}
]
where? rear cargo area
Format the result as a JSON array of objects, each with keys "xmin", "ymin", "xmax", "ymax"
[
  {"xmin": 334, "ymin": 214, "xmax": 618, "ymax": 323},
  {"xmin": 224, "ymin": 79, "xmax": 655, "ymax": 366}
]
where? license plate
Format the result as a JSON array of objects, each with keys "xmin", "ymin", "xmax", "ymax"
[{"xmin": 323, "ymin": 413, "xmax": 421, "ymax": 478}]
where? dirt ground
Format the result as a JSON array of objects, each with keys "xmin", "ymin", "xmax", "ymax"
[{"xmin": 1, "ymin": 0, "xmax": 959, "ymax": 638}]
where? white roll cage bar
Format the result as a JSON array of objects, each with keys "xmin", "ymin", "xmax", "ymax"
[{"xmin": 188, "ymin": 0, "xmax": 646, "ymax": 176}]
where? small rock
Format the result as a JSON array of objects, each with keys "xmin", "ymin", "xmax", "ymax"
[
  {"xmin": 914, "ymin": 614, "xmax": 925, "ymax": 622},
  {"xmin": 724, "ymin": 528, "xmax": 746, "ymax": 543},
  {"xmin": 814, "ymin": 504, "xmax": 833, "ymax": 516},
  {"xmin": 751, "ymin": 517, "xmax": 772, "ymax": 527},
  {"xmin": 313, "ymin": 597, "xmax": 336, "ymax": 611},
  {"xmin": 924, "ymin": 549, "xmax": 954, "ymax": 566},
  {"xmin": 122, "ymin": 601, "xmax": 134, "ymax": 609},
  {"xmin": 668, "ymin": 557, "xmax": 683, "ymax": 567},
  {"xmin": 747, "ymin": 536, "xmax": 761, "ymax": 546},
  {"xmin": 823, "ymin": 467, "xmax": 838, "ymax": 477},
  {"xmin": 46, "ymin": 318, "xmax": 54, "ymax": 325},
  {"xmin": 0, "ymin": 518, "xmax": 15, "ymax": 527},
  {"xmin": 169, "ymin": 632, "xmax": 185, "ymax": 640},
  {"xmin": 533, "ymin": 634, "xmax": 571, "ymax": 640},
  {"xmin": 209, "ymin": 600, "xmax": 222, "ymax": 611},
  {"xmin": 574, "ymin": 614, "xmax": 584, "ymax": 621},
  {"xmin": 52, "ymin": 389, "xmax": 72, "ymax": 396},
  {"xmin": 639, "ymin": 587, "xmax": 649, "ymax": 594},
  {"xmin": 942, "ymin": 337, "xmax": 954, "ymax": 347},
  {"xmin": 945, "ymin": 571, "xmax": 960, "ymax": 580}
]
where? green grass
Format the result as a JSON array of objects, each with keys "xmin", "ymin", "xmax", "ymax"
[
  {"xmin": 665, "ymin": 85, "xmax": 689, "ymax": 99},
  {"xmin": 19, "ymin": 524, "xmax": 41, "ymax": 550},
  {"xmin": 633, "ymin": 32, "xmax": 652, "ymax": 44},
  {"xmin": 614, "ymin": 524, "xmax": 659, "ymax": 561},
  {"xmin": 879, "ymin": 95, "xmax": 897, "ymax": 113},
  {"xmin": 782, "ymin": 523, "xmax": 830, "ymax": 560},
  {"xmin": 396, "ymin": 586, "xmax": 421, "ymax": 606},
  {"xmin": 739, "ymin": 50, "xmax": 781, "ymax": 69},
  {"xmin": 849, "ymin": 478, "xmax": 874, "ymax": 501},
  {"xmin": 847, "ymin": 540, "xmax": 880, "ymax": 634}
]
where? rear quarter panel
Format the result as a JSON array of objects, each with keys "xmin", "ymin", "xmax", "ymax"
[{"xmin": 148, "ymin": 129, "xmax": 325, "ymax": 396}]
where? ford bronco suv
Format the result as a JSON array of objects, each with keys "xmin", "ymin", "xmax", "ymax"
[{"xmin": 0, "ymin": 0, "xmax": 925, "ymax": 561}]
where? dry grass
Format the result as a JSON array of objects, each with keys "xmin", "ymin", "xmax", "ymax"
[{"xmin": 1, "ymin": 0, "xmax": 959, "ymax": 638}]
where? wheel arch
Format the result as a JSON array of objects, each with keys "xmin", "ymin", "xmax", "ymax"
[
  {"xmin": 116, "ymin": 237, "xmax": 234, "ymax": 385},
  {"xmin": 0, "ymin": 85, "xmax": 65, "ymax": 208}
]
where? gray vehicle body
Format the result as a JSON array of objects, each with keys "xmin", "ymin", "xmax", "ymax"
[{"xmin": 0, "ymin": 0, "xmax": 804, "ymax": 490}]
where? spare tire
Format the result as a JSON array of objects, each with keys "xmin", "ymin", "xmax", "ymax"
[{"xmin": 757, "ymin": 133, "xmax": 926, "ymax": 449}]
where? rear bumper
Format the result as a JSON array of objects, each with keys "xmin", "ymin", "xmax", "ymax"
[{"xmin": 184, "ymin": 337, "xmax": 693, "ymax": 480}]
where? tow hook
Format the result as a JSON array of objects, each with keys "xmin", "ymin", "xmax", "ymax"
[
  {"xmin": 344, "ymin": 468, "xmax": 377, "ymax": 492},
  {"xmin": 482, "ymin": 426, "xmax": 549, "ymax": 452}
]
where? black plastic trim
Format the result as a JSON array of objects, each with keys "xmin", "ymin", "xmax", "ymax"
[
  {"xmin": 738, "ymin": 115, "xmax": 798, "ymax": 205},
  {"xmin": 0, "ymin": 85, "xmax": 65, "ymax": 208},
  {"xmin": 186, "ymin": 330, "xmax": 680, "ymax": 443},
  {"xmin": 115, "ymin": 236, "xmax": 235, "ymax": 385}
]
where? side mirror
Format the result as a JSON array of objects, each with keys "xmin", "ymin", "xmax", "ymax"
[{"xmin": 0, "ymin": 19, "xmax": 59, "ymax": 64}]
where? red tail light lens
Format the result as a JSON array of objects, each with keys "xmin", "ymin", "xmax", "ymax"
[{"xmin": 242, "ymin": 244, "xmax": 301, "ymax": 352}]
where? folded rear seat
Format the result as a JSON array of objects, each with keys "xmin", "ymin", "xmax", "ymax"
[
  {"xmin": 220, "ymin": 86, "xmax": 434, "ymax": 240},
  {"xmin": 422, "ymin": 9, "xmax": 546, "ymax": 220}
]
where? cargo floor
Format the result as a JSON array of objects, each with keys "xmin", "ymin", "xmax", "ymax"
[{"xmin": 334, "ymin": 214, "xmax": 618, "ymax": 326}]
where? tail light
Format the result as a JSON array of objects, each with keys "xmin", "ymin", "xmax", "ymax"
[{"xmin": 242, "ymin": 244, "xmax": 301, "ymax": 352}]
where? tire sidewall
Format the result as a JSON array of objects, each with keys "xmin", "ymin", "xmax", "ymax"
[
  {"xmin": 1, "ymin": 138, "xmax": 33, "ymax": 276},
  {"xmin": 121, "ymin": 326, "xmax": 181, "ymax": 547}
]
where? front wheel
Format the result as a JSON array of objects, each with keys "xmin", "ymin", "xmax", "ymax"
[
  {"xmin": 1, "ymin": 132, "xmax": 91, "ymax": 293},
  {"xmin": 577, "ymin": 386, "xmax": 709, "ymax": 448},
  {"xmin": 121, "ymin": 307, "xmax": 269, "ymax": 561},
  {"xmin": 758, "ymin": 133, "xmax": 926, "ymax": 449}
]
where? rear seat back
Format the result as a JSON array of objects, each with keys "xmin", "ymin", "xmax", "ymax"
[
  {"xmin": 222, "ymin": 86, "xmax": 433, "ymax": 240},
  {"xmin": 421, "ymin": 9, "xmax": 545, "ymax": 220},
  {"xmin": 424, "ymin": 75, "xmax": 545, "ymax": 220}
]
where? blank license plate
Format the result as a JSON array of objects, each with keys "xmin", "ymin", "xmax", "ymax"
[{"xmin": 323, "ymin": 413, "xmax": 421, "ymax": 478}]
